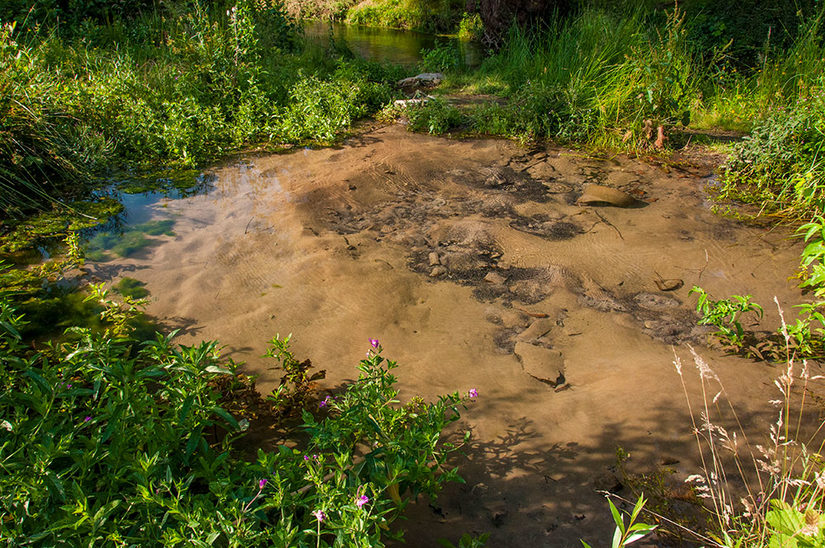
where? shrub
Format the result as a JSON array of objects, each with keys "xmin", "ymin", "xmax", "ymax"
[
  {"xmin": 719, "ymin": 88, "xmax": 825, "ymax": 217},
  {"xmin": 406, "ymin": 98, "xmax": 465, "ymax": 134},
  {"xmin": 420, "ymin": 43, "xmax": 462, "ymax": 73},
  {"xmin": 457, "ymin": 12, "xmax": 484, "ymax": 42}
]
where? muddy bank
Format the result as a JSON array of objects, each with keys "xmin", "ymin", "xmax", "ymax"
[{"xmin": 88, "ymin": 126, "xmax": 811, "ymax": 546}]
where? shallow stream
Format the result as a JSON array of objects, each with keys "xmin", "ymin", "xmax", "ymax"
[{"xmin": 83, "ymin": 125, "xmax": 816, "ymax": 545}]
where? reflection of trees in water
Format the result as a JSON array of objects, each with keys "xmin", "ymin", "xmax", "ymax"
[{"xmin": 303, "ymin": 21, "xmax": 480, "ymax": 67}]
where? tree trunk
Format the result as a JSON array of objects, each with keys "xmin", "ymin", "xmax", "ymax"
[{"xmin": 470, "ymin": 0, "xmax": 573, "ymax": 48}]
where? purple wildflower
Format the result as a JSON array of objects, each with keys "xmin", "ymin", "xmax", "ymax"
[
  {"xmin": 84, "ymin": 416, "xmax": 92, "ymax": 422},
  {"xmin": 304, "ymin": 455, "xmax": 311, "ymax": 461},
  {"xmin": 468, "ymin": 388, "xmax": 478, "ymax": 399},
  {"xmin": 259, "ymin": 479, "xmax": 267, "ymax": 489},
  {"xmin": 356, "ymin": 495, "xmax": 369, "ymax": 508},
  {"xmin": 319, "ymin": 395, "xmax": 332, "ymax": 409},
  {"xmin": 369, "ymin": 338, "xmax": 380, "ymax": 349},
  {"xmin": 312, "ymin": 509, "xmax": 326, "ymax": 522}
]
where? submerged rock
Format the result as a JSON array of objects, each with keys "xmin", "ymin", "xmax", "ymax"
[
  {"xmin": 576, "ymin": 183, "xmax": 641, "ymax": 208},
  {"xmin": 514, "ymin": 341, "xmax": 565, "ymax": 382},
  {"xmin": 516, "ymin": 318, "xmax": 554, "ymax": 343},
  {"xmin": 429, "ymin": 265, "xmax": 447, "ymax": 277},
  {"xmin": 484, "ymin": 271, "xmax": 507, "ymax": 285},
  {"xmin": 654, "ymin": 277, "xmax": 684, "ymax": 291}
]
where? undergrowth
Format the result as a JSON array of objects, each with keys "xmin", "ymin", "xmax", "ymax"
[
  {"xmin": 0, "ymin": 1, "xmax": 404, "ymax": 217},
  {"xmin": 0, "ymin": 296, "xmax": 473, "ymax": 546}
]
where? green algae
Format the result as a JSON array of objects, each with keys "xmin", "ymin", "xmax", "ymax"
[
  {"xmin": 114, "ymin": 277, "xmax": 149, "ymax": 299},
  {"xmin": 85, "ymin": 219, "xmax": 176, "ymax": 262},
  {"xmin": 0, "ymin": 199, "xmax": 124, "ymax": 256}
]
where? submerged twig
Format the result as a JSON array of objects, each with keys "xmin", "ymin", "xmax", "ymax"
[{"xmin": 594, "ymin": 210, "xmax": 623, "ymax": 240}]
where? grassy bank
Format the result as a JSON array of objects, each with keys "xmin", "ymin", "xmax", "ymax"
[
  {"xmin": 284, "ymin": 0, "xmax": 468, "ymax": 34},
  {"xmin": 0, "ymin": 1, "xmax": 404, "ymax": 218}
]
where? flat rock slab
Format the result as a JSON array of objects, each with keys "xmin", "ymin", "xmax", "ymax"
[
  {"xmin": 513, "ymin": 341, "xmax": 564, "ymax": 380},
  {"xmin": 576, "ymin": 184, "xmax": 641, "ymax": 208},
  {"xmin": 397, "ymin": 72, "xmax": 444, "ymax": 86},
  {"xmin": 516, "ymin": 318, "xmax": 555, "ymax": 343},
  {"xmin": 397, "ymin": 73, "xmax": 445, "ymax": 92}
]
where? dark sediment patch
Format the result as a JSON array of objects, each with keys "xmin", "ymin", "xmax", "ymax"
[
  {"xmin": 509, "ymin": 215, "xmax": 583, "ymax": 240},
  {"xmin": 446, "ymin": 166, "xmax": 551, "ymax": 203}
]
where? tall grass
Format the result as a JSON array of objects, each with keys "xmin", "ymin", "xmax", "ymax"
[
  {"xmin": 0, "ymin": 23, "xmax": 99, "ymax": 217},
  {"xmin": 458, "ymin": 7, "xmax": 703, "ymax": 147},
  {"xmin": 672, "ymin": 307, "xmax": 825, "ymax": 546}
]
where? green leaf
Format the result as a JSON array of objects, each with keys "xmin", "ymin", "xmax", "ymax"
[
  {"xmin": 24, "ymin": 369, "xmax": 52, "ymax": 394},
  {"xmin": 211, "ymin": 407, "xmax": 239, "ymax": 430},
  {"xmin": 612, "ymin": 525, "xmax": 623, "ymax": 548},
  {"xmin": 179, "ymin": 395, "xmax": 195, "ymax": 423},
  {"xmin": 608, "ymin": 499, "xmax": 624, "ymax": 532},
  {"xmin": 624, "ymin": 529, "xmax": 656, "ymax": 544}
]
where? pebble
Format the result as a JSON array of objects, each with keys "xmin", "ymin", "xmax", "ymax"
[
  {"xmin": 428, "ymin": 251, "xmax": 440, "ymax": 266},
  {"xmin": 484, "ymin": 271, "xmax": 507, "ymax": 285}
]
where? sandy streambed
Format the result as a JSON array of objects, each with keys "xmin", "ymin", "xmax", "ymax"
[{"xmin": 89, "ymin": 126, "xmax": 813, "ymax": 546}]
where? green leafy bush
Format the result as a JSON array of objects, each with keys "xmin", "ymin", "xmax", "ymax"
[
  {"xmin": 457, "ymin": 13, "xmax": 484, "ymax": 41},
  {"xmin": 0, "ymin": 299, "xmax": 469, "ymax": 546},
  {"xmin": 690, "ymin": 286, "xmax": 763, "ymax": 350},
  {"xmin": 420, "ymin": 43, "xmax": 462, "ymax": 73},
  {"xmin": 406, "ymin": 98, "xmax": 465, "ymax": 135},
  {"xmin": 720, "ymin": 89, "xmax": 825, "ymax": 217}
]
